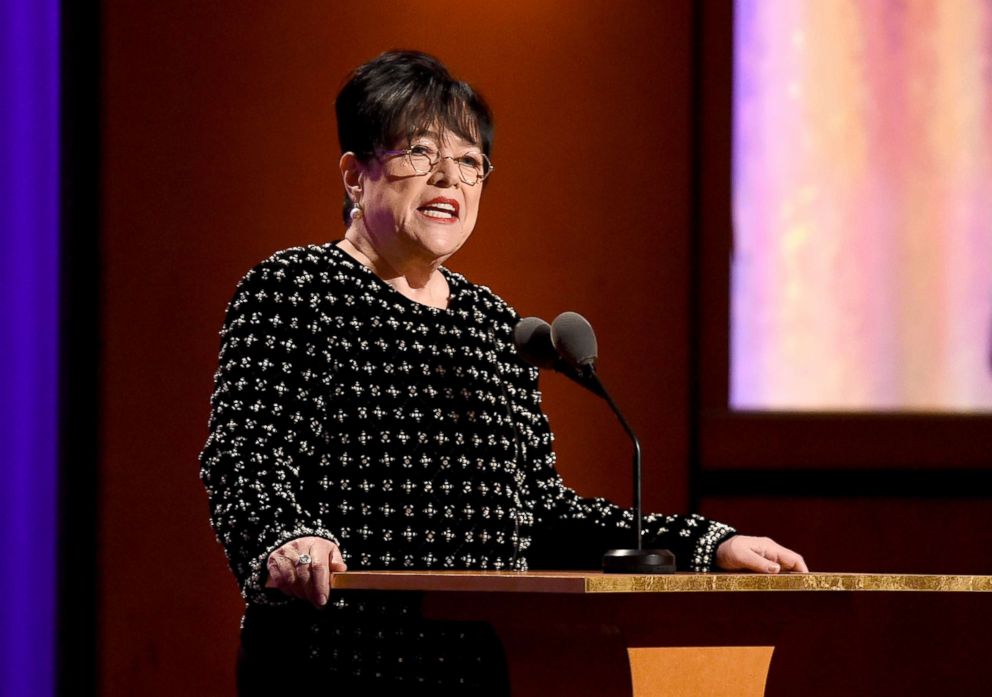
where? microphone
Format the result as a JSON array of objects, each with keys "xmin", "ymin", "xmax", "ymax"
[
  {"xmin": 548, "ymin": 312, "xmax": 675, "ymax": 574},
  {"xmin": 548, "ymin": 311, "xmax": 598, "ymax": 371},
  {"xmin": 514, "ymin": 317, "xmax": 605, "ymax": 397},
  {"xmin": 513, "ymin": 317, "xmax": 559, "ymax": 369}
]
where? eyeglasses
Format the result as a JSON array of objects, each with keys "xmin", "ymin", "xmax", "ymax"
[{"xmin": 379, "ymin": 143, "xmax": 494, "ymax": 186}]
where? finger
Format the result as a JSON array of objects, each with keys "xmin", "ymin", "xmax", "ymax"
[
  {"xmin": 329, "ymin": 544, "xmax": 348, "ymax": 572},
  {"xmin": 741, "ymin": 547, "xmax": 782, "ymax": 574},
  {"xmin": 267, "ymin": 553, "xmax": 296, "ymax": 594},
  {"xmin": 309, "ymin": 555, "xmax": 329, "ymax": 607},
  {"xmin": 753, "ymin": 539, "xmax": 808, "ymax": 573},
  {"xmin": 775, "ymin": 548, "xmax": 808, "ymax": 573},
  {"xmin": 293, "ymin": 551, "xmax": 313, "ymax": 599},
  {"xmin": 265, "ymin": 553, "xmax": 279, "ymax": 588}
]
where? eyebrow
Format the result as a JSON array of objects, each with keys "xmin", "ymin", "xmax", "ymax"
[{"xmin": 408, "ymin": 129, "xmax": 481, "ymax": 151}]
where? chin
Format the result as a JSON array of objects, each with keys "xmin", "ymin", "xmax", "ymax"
[{"xmin": 417, "ymin": 224, "xmax": 473, "ymax": 260}]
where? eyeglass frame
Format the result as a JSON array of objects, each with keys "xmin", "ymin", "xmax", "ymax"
[{"xmin": 376, "ymin": 144, "xmax": 494, "ymax": 186}]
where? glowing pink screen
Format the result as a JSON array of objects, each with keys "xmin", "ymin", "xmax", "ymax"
[{"xmin": 732, "ymin": 0, "xmax": 992, "ymax": 411}]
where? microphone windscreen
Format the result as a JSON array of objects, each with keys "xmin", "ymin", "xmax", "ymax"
[
  {"xmin": 514, "ymin": 317, "xmax": 558, "ymax": 369},
  {"xmin": 550, "ymin": 312, "xmax": 598, "ymax": 368}
]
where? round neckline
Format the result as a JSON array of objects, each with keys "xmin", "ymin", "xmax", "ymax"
[{"xmin": 323, "ymin": 241, "xmax": 461, "ymax": 314}]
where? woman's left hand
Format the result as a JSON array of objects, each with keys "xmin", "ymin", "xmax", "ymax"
[{"xmin": 715, "ymin": 535, "xmax": 809, "ymax": 574}]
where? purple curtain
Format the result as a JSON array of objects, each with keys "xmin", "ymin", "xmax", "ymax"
[{"xmin": 0, "ymin": 1, "xmax": 60, "ymax": 696}]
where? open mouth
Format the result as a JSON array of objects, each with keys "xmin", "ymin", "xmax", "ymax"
[{"xmin": 417, "ymin": 198, "xmax": 460, "ymax": 221}]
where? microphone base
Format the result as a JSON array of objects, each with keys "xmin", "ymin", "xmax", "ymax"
[{"xmin": 603, "ymin": 548, "xmax": 676, "ymax": 574}]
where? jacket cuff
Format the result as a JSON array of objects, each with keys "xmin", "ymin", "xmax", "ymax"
[{"xmin": 689, "ymin": 520, "xmax": 737, "ymax": 572}]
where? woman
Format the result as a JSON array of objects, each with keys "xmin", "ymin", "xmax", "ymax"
[{"xmin": 200, "ymin": 50, "xmax": 806, "ymax": 694}]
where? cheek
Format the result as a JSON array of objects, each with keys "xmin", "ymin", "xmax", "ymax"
[
  {"xmin": 462, "ymin": 192, "xmax": 483, "ymax": 229},
  {"xmin": 368, "ymin": 186, "xmax": 416, "ymax": 224}
]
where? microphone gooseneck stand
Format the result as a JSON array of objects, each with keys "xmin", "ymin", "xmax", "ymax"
[
  {"xmin": 575, "ymin": 364, "xmax": 676, "ymax": 574},
  {"xmin": 543, "ymin": 311, "xmax": 676, "ymax": 574}
]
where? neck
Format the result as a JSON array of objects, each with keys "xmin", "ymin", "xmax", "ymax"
[{"xmin": 338, "ymin": 232, "xmax": 450, "ymax": 309}]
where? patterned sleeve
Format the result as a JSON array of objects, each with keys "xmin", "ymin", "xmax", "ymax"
[
  {"xmin": 199, "ymin": 252, "xmax": 339, "ymax": 604},
  {"xmin": 513, "ymin": 370, "xmax": 736, "ymax": 572}
]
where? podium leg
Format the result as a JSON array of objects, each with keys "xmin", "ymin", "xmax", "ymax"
[{"xmin": 627, "ymin": 646, "xmax": 774, "ymax": 697}]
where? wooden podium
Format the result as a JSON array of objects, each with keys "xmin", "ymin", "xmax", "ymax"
[{"xmin": 331, "ymin": 571, "xmax": 992, "ymax": 696}]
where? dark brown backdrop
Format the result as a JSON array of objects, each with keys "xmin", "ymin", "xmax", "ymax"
[
  {"xmin": 100, "ymin": 3, "xmax": 697, "ymax": 694},
  {"xmin": 95, "ymin": 2, "xmax": 992, "ymax": 696}
]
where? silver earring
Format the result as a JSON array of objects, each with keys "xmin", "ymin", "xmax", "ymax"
[{"xmin": 350, "ymin": 202, "xmax": 363, "ymax": 221}]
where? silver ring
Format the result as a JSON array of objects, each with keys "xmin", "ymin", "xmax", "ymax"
[{"xmin": 296, "ymin": 554, "xmax": 312, "ymax": 566}]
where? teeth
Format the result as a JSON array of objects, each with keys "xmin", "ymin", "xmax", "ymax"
[
  {"xmin": 419, "ymin": 201, "xmax": 457, "ymax": 219},
  {"xmin": 423, "ymin": 202, "xmax": 456, "ymax": 212}
]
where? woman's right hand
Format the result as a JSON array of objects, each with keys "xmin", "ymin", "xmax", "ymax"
[{"xmin": 263, "ymin": 536, "xmax": 347, "ymax": 607}]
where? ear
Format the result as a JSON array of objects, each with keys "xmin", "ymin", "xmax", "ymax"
[{"xmin": 339, "ymin": 152, "xmax": 364, "ymax": 205}]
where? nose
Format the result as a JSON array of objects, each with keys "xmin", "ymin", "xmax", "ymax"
[{"xmin": 428, "ymin": 155, "xmax": 461, "ymax": 187}]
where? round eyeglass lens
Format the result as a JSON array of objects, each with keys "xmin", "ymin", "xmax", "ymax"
[
  {"xmin": 457, "ymin": 156, "xmax": 486, "ymax": 185},
  {"xmin": 407, "ymin": 150, "xmax": 433, "ymax": 174}
]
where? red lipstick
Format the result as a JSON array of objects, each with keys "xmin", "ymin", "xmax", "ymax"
[{"xmin": 417, "ymin": 197, "xmax": 460, "ymax": 223}]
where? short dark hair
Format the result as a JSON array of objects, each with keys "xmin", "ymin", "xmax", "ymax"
[{"xmin": 335, "ymin": 50, "xmax": 494, "ymax": 224}]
